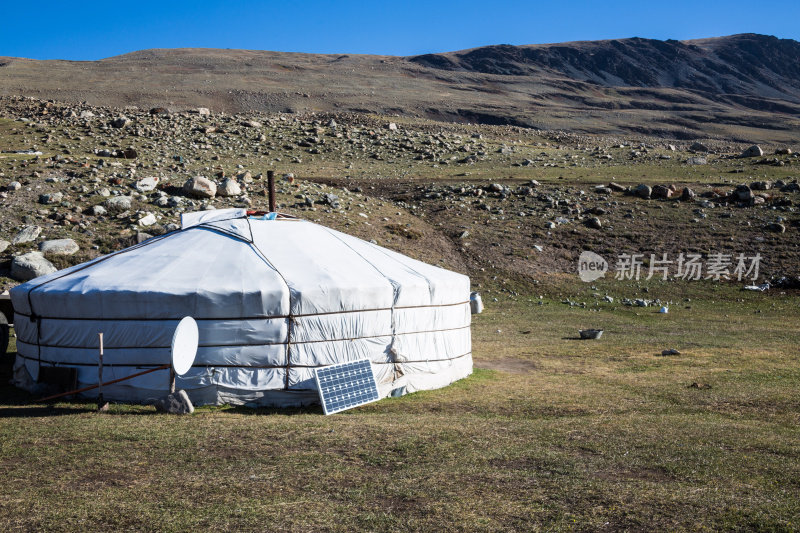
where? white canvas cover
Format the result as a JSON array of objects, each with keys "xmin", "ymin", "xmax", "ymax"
[{"xmin": 11, "ymin": 209, "xmax": 472, "ymax": 406}]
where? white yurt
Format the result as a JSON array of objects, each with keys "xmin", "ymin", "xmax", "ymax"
[{"xmin": 11, "ymin": 209, "xmax": 472, "ymax": 406}]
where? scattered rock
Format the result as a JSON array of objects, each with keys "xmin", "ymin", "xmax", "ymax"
[
  {"xmin": 138, "ymin": 213, "xmax": 157, "ymax": 227},
  {"xmin": 0, "ymin": 239, "xmax": 9, "ymax": 253},
  {"xmin": 135, "ymin": 177, "xmax": 159, "ymax": 193},
  {"xmin": 740, "ymin": 145, "xmax": 763, "ymax": 158},
  {"xmin": 183, "ymin": 176, "xmax": 217, "ymax": 198},
  {"xmin": 38, "ymin": 192, "xmax": 64, "ymax": 205},
  {"xmin": 218, "ymin": 178, "xmax": 242, "ymax": 197},
  {"xmin": 12, "ymin": 225, "xmax": 42, "ymax": 245},
  {"xmin": 197, "ymin": 107, "xmax": 210, "ymax": 116},
  {"xmin": 775, "ymin": 147, "xmax": 792, "ymax": 155},
  {"xmin": 651, "ymin": 185, "xmax": 672, "ymax": 199},
  {"xmin": 39, "ymin": 238, "xmax": 79, "ymax": 255},
  {"xmin": 765, "ymin": 222, "xmax": 786, "ymax": 233},
  {"xmin": 153, "ymin": 390, "xmax": 195, "ymax": 415},
  {"xmin": 633, "ymin": 184, "xmax": 652, "ymax": 199},
  {"xmin": 110, "ymin": 116, "xmax": 131, "ymax": 128},
  {"xmin": 104, "ymin": 196, "xmax": 133, "ymax": 213},
  {"xmin": 688, "ymin": 382, "xmax": 712, "ymax": 390},
  {"xmin": 91, "ymin": 205, "xmax": 107, "ymax": 216},
  {"xmin": 689, "ymin": 142, "xmax": 709, "ymax": 152},
  {"xmin": 11, "ymin": 251, "xmax": 57, "ymax": 281},
  {"xmin": 321, "ymin": 193, "xmax": 340, "ymax": 208},
  {"xmin": 585, "ymin": 217, "xmax": 602, "ymax": 229},
  {"xmin": 6, "ymin": 181, "xmax": 21, "ymax": 191},
  {"xmin": 387, "ymin": 122, "xmax": 398, "ymax": 131},
  {"xmin": 660, "ymin": 349, "xmax": 681, "ymax": 356},
  {"xmin": 680, "ymin": 187, "xmax": 696, "ymax": 201},
  {"xmin": 734, "ymin": 185, "xmax": 753, "ymax": 202}
]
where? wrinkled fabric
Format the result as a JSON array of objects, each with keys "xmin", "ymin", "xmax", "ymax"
[{"xmin": 11, "ymin": 209, "xmax": 472, "ymax": 406}]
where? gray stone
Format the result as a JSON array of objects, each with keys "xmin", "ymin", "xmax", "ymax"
[
  {"xmin": 154, "ymin": 390, "xmax": 194, "ymax": 415},
  {"xmin": 184, "ymin": 176, "xmax": 217, "ymax": 198},
  {"xmin": 322, "ymin": 193, "xmax": 340, "ymax": 208},
  {"xmin": 104, "ymin": 196, "xmax": 133, "ymax": 213},
  {"xmin": 741, "ymin": 145, "xmax": 763, "ymax": 158},
  {"xmin": 135, "ymin": 176, "xmax": 159, "ymax": 193},
  {"xmin": 11, "ymin": 252, "xmax": 57, "ymax": 281},
  {"xmin": 79, "ymin": 110, "xmax": 95, "ymax": 118},
  {"xmin": 765, "ymin": 223, "xmax": 786, "ymax": 233},
  {"xmin": 138, "ymin": 213, "xmax": 157, "ymax": 226},
  {"xmin": 197, "ymin": 107, "xmax": 210, "ymax": 116},
  {"xmin": 39, "ymin": 238, "xmax": 79, "ymax": 255},
  {"xmin": 218, "ymin": 178, "xmax": 242, "ymax": 197},
  {"xmin": 735, "ymin": 185, "xmax": 753, "ymax": 201},
  {"xmin": 387, "ymin": 122, "xmax": 398, "ymax": 131},
  {"xmin": 91, "ymin": 205, "xmax": 107, "ymax": 216},
  {"xmin": 633, "ymin": 184, "xmax": 652, "ymax": 199},
  {"xmin": 651, "ymin": 185, "xmax": 673, "ymax": 199},
  {"xmin": 110, "ymin": 116, "xmax": 131, "ymax": 128},
  {"xmin": 689, "ymin": 142, "xmax": 709, "ymax": 152},
  {"xmin": 680, "ymin": 187, "xmax": 696, "ymax": 201},
  {"xmin": 0, "ymin": 239, "xmax": 9, "ymax": 254},
  {"xmin": 38, "ymin": 192, "xmax": 63, "ymax": 205},
  {"xmin": 585, "ymin": 217, "xmax": 602, "ymax": 229},
  {"xmin": 12, "ymin": 225, "xmax": 42, "ymax": 244},
  {"xmin": 6, "ymin": 181, "xmax": 21, "ymax": 191}
]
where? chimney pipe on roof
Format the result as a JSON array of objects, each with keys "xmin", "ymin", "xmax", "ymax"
[{"xmin": 267, "ymin": 170, "xmax": 276, "ymax": 212}]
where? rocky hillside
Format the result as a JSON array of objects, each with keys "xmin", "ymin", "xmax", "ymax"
[
  {"xmin": 1, "ymin": 34, "xmax": 800, "ymax": 142},
  {"xmin": 0, "ymin": 96, "xmax": 798, "ymax": 293},
  {"xmin": 411, "ymin": 34, "xmax": 800, "ymax": 107}
]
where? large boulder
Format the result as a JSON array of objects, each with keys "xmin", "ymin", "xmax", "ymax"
[
  {"xmin": 735, "ymin": 185, "xmax": 753, "ymax": 202},
  {"xmin": 39, "ymin": 192, "xmax": 64, "ymax": 205},
  {"xmin": 39, "ymin": 239, "xmax": 79, "ymax": 256},
  {"xmin": 11, "ymin": 252, "xmax": 57, "ymax": 281},
  {"xmin": 689, "ymin": 142, "xmax": 709, "ymax": 152},
  {"xmin": 633, "ymin": 184, "xmax": 652, "ymax": 199},
  {"xmin": 104, "ymin": 196, "xmax": 133, "ymax": 213},
  {"xmin": 218, "ymin": 178, "xmax": 242, "ymax": 197},
  {"xmin": 0, "ymin": 239, "xmax": 9, "ymax": 254},
  {"xmin": 651, "ymin": 185, "xmax": 673, "ymax": 199},
  {"xmin": 184, "ymin": 176, "xmax": 217, "ymax": 198},
  {"xmin": 741, "ymin": 145, "xmax": 763, "ymax": 158}
]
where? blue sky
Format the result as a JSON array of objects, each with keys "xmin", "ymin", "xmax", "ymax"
[{"xmin": 2, "ymin": 0, "xmax": 800, "ymax": 60}]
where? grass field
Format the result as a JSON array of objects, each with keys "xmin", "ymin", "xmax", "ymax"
[{"xmin": 1, "ymin": 279, "xmax": 798, "ymax": 531}]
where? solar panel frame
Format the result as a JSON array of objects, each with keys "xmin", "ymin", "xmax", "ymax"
[{"xmin": 314, "ymin": 359, "xmax": 381, "ymax": 415}]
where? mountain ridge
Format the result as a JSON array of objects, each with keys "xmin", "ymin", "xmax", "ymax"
[{"xmin": 1, "ymin": 33, "xmax": 799, "ymax": 142}]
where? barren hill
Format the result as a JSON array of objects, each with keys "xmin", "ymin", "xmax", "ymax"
[{"xmin": 2, "ymin": 33, "xmax": 800, "ymax": 142}]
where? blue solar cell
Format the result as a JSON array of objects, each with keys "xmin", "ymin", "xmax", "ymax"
[{"xmin": 314, "ymin": 359, "xmax": 381, "ymax": 415}]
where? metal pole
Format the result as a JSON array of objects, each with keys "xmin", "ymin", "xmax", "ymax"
[
  {"xmin": 170, "ymin": 367, "xmax": 176, "ymax": 394},
  {"xmin": 267, "ymin": 170, "xmax": 276, "ymax": 212},
  {"xmin": 97, "ymin": 333, "xmax": 105, "ymax": 410}
]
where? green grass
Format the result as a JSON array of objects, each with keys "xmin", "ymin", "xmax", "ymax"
[{"xmin": 1, "ymin": 279, "xmax": 798, "ymax": 531}]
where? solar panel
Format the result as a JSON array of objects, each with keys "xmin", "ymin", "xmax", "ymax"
[{"xmin": 314, "ymin": 359, "xmax": 381, "ymax": 415}]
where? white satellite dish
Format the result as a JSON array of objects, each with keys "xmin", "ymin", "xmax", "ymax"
[{"xmin": 171, "ymin": 316, "xmax": 199, "ymax": 376}]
